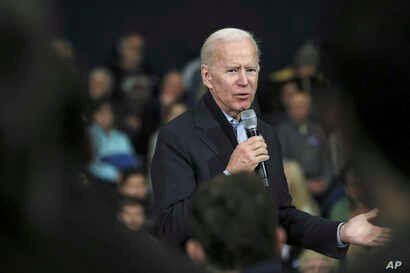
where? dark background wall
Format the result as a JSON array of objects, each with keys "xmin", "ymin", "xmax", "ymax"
[{"xmin": 57, "ymin": 0, "xmax": 327, "ymax": 74}]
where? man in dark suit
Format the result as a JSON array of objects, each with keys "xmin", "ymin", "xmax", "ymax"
[{"xmin": 151, "ymin": 28, "xmax": 389, "ymax": 258}]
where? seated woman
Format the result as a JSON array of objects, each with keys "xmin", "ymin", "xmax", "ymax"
[{"xmin": 88, "ymin": 98, "xmax": 140, "ymax": 183}]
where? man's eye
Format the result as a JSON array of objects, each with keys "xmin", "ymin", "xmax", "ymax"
[
  {"xmin": 246, "ymin": 68, "xmax": 257, "ymax": 73},
  {"xmin": 227, "ymin": 68, "xmax": 238, "ymax": 73}
]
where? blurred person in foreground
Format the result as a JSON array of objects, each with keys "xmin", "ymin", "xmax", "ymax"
[
  {"xmin": 187, "ymin": 173, "xmax": 281, "ymax": 273},
  {"xmin": 0, "ymin": 4, "xmax": 198, "ymax": 273},
  {"xmin": 151, "ymin": 27, "xmax": 389, "ymax": 257},
  {"xmin": 320, "ymin": 0, "xmax": 410, "ymax": 272}
]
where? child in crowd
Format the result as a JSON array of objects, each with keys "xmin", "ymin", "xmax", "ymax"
[
  {"xmin": 118, "ymin": 168, "xmax": 154, "ymax": 231},
  {"xmin": 88, "ymin": 99, "xmax": 140, "ymax": 183},
  {"xmin": 118, "ymin": 198, "xmax": 146, "ymax": 232}
]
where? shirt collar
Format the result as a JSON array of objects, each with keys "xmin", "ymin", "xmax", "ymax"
[{"xmin": 222, "ymin": 111, "xmax": 240, "ymax": 126}]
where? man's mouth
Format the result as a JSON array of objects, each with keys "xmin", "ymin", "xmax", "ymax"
[{"xmin": 234, "ymin": 93, "xmax": 251, "ymax": 99}]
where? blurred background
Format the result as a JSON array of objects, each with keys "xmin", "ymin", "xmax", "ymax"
[
  {"xmin": 1, "ymin": 0, "xmax": 409, "ymax": 272},
  {"xmin": 56, "ymin": 0, "xmax": 331, "ymax": 73}
]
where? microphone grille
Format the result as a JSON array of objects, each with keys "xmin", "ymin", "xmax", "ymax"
[{"xmin": 241, "ymin": 109, "xmax": 257, "ymax": 129}]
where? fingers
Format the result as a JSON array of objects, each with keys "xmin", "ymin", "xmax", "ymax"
[
  {"xmin": 255, "ymin": 153, "xmax": 270, "ymax": 162},
  {"xmin": 365, "ymin": 208, "xmax": 379, "ymax": 220},
  {"xmin": 369, "ymin": 227, "xmax": 392, "ymax": 247},
  {"xmin": 254, "ymin": 145, "xmax": 268, "ymax": 156},
  {"xmin": 246, "ymin": 136, "xmax": 265, "ymax": 145},
  {"xmin": 247, "ymin": 137, "xmax": 267, "ymax": 151}
]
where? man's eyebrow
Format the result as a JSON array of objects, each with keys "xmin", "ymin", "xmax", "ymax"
[{"xmin": 224, "ymin": 64, "xmax": 240, "ymax": 68}]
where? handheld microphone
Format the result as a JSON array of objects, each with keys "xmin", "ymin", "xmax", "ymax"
[{"xmin": 240, "ymin": 109, "xmax": 269, "ymax": 187}]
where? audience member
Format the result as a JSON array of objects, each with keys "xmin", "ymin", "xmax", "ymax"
[
  {"xmin": 88, "ymin": 99, "xmax": 140, "ymax": 183},
  {"xmin": 108, "ymin": 32, "xmax": 155, "ymax": 102},
  {"xmin": 119, "ymin": 168, "xmax": 149, "ymax": 199},
  {"xmin": 88, "ymin": 67, "xmax": 113, "ymax": 100},
  {"xmin": 326, "ymin": 166, "xmax": 370, "ymax": 267},
  {"xmin": 106, "ymin": 32, "xmax": 157, "ymax": 149},
  {"xmin": 283, "ymin": 160, "xmax": 320, "ymax": 216},
  {"xmin": 147, "ymin": 103, "xmax": 188, "ymax": 166},
  {"xmin": 187, "ymin": 173, "xmax": 281, "ymax": 273},
  {"xmin": 118, "ymin": 197, "xmax": 146, "ymax": 232},
  {"xmin": 293, "ymin": 42, "xmax": 325, "ymax": 92},
  {"xmin": 264, "ymin": 79, "xmax": 301, "ymax": 126},
  {"xmin": 329, "ymin": 166, "xmax": 367, "ymax": 222},
  {"xmin": 181, "ymin": 57, "xmax": 207, "ymax": 107},
  {"xmin": 277, "ymin": 92, "xmax": 332, "ymax": 200},
  {"xmin": 138, "ymin": 70, "xmax": 186, "ymax": 157},
  {"xmin": 282, "ymin": 160, "xmax": 320, "ymax": 272},
  {"xmin": 51, "ymin": 38, "xmax": 75, "ymax": 61},
  {"xmin": 119, "ymin": 168, "xmax": 153, "ymax": 217}
]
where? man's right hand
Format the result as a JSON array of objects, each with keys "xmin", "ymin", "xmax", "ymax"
[{"xmin": 226, "ymin": 136, "xmax": 269, "ymax": 174}]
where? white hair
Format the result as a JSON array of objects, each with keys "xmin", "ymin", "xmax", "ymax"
[{"xmin": 200, "ymin": 28, "xmax": 260, "ymax": 66}]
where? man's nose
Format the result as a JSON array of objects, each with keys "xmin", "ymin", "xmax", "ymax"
[{"xmin": 237, "ymin": 68, "xmax": 249, "ymax": 86}]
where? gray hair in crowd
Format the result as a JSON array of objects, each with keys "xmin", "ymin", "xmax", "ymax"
[{"xmin": 200, "ymin": 28, "xmax": 260, "ymax": 67}]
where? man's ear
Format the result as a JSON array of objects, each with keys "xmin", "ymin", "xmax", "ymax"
[
  {"xmin": 186, "ymin": 239, "xmax": 206, "ymax": 265},
  {"xmin": 201, "ymin": 64, "xmax": 213, "ymax": 90}
]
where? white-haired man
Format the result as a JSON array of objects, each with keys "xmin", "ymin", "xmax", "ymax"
[{"xmin": 151, "ymin": 28, "xmax": 389, "ymax": 258}]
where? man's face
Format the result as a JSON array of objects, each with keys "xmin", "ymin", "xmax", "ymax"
[
  {"xmin": 280, "ymin": 82, "xmax": 299, "ymax": 107},
  {"xmin": 202, "ymin": 38, "xmax": 259, "ymax": 118},
  {"xmin": 93, "ymin": 103, "xmax": 114, "ymax": 130},
  {"xmin": 162, "ymin": 72, "xmax": 184, "ymax": 99},
  {"xmin": 89, "ymin": 72, "xmax": 111, "ymax": 99},
  {"xmin": 119, "ymin": 204, "xmax": 145, "ymax": 231},
  {"xmin": 120, "ymin": 34, "xmax": 144, "ymax": 65},
  {"xmin": 120, "ymin": 174, "xmax": 147, "ymax": 199},
  {"xmin": 288, "ymin": 93, "xmax": 311, "ymax": 123}
]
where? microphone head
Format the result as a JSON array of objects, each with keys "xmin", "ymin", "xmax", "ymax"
[{"xmin": 241, "ymin": 109, "xmax": 257, "ymax": 129}]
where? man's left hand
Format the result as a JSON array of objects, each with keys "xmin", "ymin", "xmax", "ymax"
[{"xmin": 340, "ymin": 208, "xmax": 391, "ymax": 247}]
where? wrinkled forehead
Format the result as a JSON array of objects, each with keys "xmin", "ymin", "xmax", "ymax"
[{"xmin": 212, "ymin": 38, "xmax": 259, "ymax": 66}]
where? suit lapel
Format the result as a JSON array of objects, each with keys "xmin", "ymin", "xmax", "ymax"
[
  {"xmin": 193, "ymin": 92, "xmax": 273, "ymax": 179},
  {"xmin": 193, "ymin": 93, "xmax": 237, "ymax": 167}
]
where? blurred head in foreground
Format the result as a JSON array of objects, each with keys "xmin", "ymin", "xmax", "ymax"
[
  {"xmin": 186, "ymin": 173, "xmax": 279, "ymax": 272},
  {"xmin": 321, "ymin": 0, "xmax": 410, "ymax": 271},
  {"xmin": 321, "ymin": 0, "xmax": 410, "ymax": 224}
]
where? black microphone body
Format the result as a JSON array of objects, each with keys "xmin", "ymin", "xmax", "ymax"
[{"xmin": 245, "ymin": 127, "xmax": 269, "ymax": 187}]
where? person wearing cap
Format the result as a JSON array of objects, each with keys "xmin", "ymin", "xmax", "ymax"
[{"xmin": 151, "ymin": 28, "xmax": 389, "ymax": 257}]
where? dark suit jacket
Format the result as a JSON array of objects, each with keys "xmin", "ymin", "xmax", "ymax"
[{"xmin": 151, "ymin": 92, "xmax": 347, "ymax": 258}]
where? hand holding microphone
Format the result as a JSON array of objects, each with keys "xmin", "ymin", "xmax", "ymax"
[
  {"xmin": 225, "ymin": 109, "xmax": 270, "ymax": 186},
  {"xmin": 226, "ymin": 135, "xmax": 269, "ymax": 172}
]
